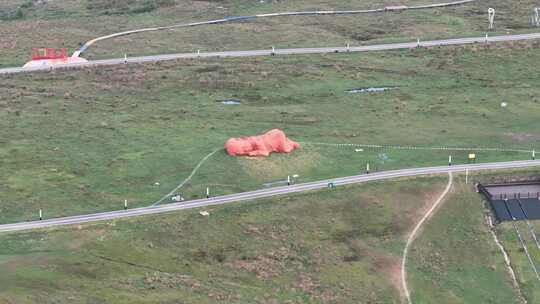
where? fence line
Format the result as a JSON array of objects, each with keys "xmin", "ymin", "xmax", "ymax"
[{"xmin": 301, "ymin": 141, "xmax": 535, "ymax": 154}]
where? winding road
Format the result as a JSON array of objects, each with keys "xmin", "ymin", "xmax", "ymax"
[
  {"xmin": 1, "ymin": 160, "xmax": 539, "ymax": 233},
  {"xmin": 3, "ymin": 32, "xmax": 540, "ymax": 75},
  {"xmin": 72, "ymin": 0, "xmax": 477, "ymax": 57}
]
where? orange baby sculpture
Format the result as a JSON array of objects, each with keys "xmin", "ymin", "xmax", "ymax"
[{"xmin": 225, "ymin": 129, "xmax": 300, "ymax": 157}]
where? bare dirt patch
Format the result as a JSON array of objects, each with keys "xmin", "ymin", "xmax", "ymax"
[
  {"xmin": 2, "ymin": 255, "xmax": 50, "ymax": 272},
  {"xmin": 504, "ymin": 132, "xmax": 540, "ymax": 143},
  {"xmin": 239, "ymin": 150, "xmax": 322, "ymax": 182},
  {"xmin": 66, "ymin": 228, "xmax": 107, "ymax": 250},
  {"xmin": 295, "ymin": 274, "xmax": 339, "ymax": 302},
  {"xmin": 227, "ymin": 246, "xmax": 293, "ymax": 280},
  {"xmin": 348, "ymin": 239, "xmax": 404, "ymax": 298}
]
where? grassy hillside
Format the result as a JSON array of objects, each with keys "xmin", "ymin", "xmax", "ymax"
[
  {"xmin": 0, "ymin": 176, "xmax": 457, "ymax": 303},
  {"xmin": 2, "ymin": 1, "xmax": 540, "ymax": 303},
  {"xmin": 2, "ymin": 43, "xmax": 540, "ymax": 223},
  {"xmin": 498, "ymin": 219, "xmax": 540, "ymax": 302},
  {"xmin": 408, "ymin": 175, "xmax": 520, "ymax": 303},
  {"xmin": 2, "ymin": 171, "xmax": 536, "ymax": 303},
  {"xmin": 2, "ymin": 0, "xmax": 540, "ymax": 66}
]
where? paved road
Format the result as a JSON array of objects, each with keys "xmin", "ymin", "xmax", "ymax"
[
  {"xmin": 3, "ymin": 32, "xmax": 540, "ymax": 75},
  {"xmin": 73, "ymin": 0, "xmax": 476, "ymax": 56},
  {"xmin": 1, "ymin": 160, "xmax": 539, "ymax": 233}
]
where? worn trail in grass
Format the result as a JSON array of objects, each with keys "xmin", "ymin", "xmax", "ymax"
[
  {"xmin": 0, "ymin": 176, "xmax": 448, "ymax": 303},
  {"xmin": 1, "ymin": 170, "xmax": 536, "ymax": 303},
  {"xmin": 408, "ymin": 172, "xmax": 527, "ymax": 303}
]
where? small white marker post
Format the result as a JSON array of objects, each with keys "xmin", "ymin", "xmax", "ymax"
[
  {"xmin": 533, "ymin": 150, "xmax": 536, "ymax": 160},
  {"xmin": 124, "ymin": 53, "xmax": 127, "ymax": 64},
  {"xmin": 366, "ymin": 163, "xmax": 370, "ymax": 174},
  {"xmin": 485, "ymin": 33, "xmax": 489, "ymax": 43},
  {"xmin": 346, "ymin": 43, "xmax": 350, "ymax": 52},
  {"xmin": 39, "ymin": 209, "xmax": 42, "ymax": 221},
  {"xmin": 465, "ymin": 169, "xmax": 469, "ymax": 184},
  {"xmin": 197, "ymin": 49, "xmax": 200, "ymax": 57},
  {"xmin": 448, "ymin": 155, "xmax": 452, "ymax": 166},
  {"xmin": 206, "ymin": 187, "xmax": 210, "ymax": 198},
  {"xmin": 287, "ymin": 175, "xmax": 291, "ymax": 186},
  {"xmin": 488, "ymin": 8, "xmax": 496, "ymax": 30},
  {"xmin": 417, "ymin": 38, "xmax": 421, "ymax": 48},
  {"xmin": 124, "ymin": 199, "xmax": 128, "ymax": 210},
  {"xmin": 271, "ymin": 46, "xmax": 275, "ymax": 56}
]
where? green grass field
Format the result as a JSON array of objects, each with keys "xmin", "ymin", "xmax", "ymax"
[
  {"xmin": 498, "ymin": 219, "xmax": 540, "ymax": 302},
  {"xmin": 2, "ymin": 1, "xmax": 540, "ymax": 302},
  {"xmin": 2, "ymin": 170, "xmax": 537, "ymax": 303},
  {"xmin": 0, "ymin": 175, "xmax": 467, "ymax": 302},
  {"xmin": 0, "ymin": 176, "xmax": 449, "ymax": 303},
  {"xmin": 407, "ymin": 168, "xmax": 540, "ymax": 304},
  {"xmin": 409, "ymin": 174, "xmax": 519, "ymax": 303},
  {"xmin": 2, "ymin": 42, "xmax": 540, "ymax": 223},
  {"xmin": 2, "ymin": 0, "xmax": 540, "ymax": 67}
]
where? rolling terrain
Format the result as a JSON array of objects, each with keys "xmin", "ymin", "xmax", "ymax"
[{"xmin": 1, "ymin": 0, "xmax": 540, "ymax": 303}]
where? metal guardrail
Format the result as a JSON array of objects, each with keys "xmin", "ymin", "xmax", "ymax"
[{"xmin": 2, "ymin": 32, "xmax": 539, "ymax": 75}]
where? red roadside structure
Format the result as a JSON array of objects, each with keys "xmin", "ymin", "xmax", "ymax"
[
  {"xmin": 31, "ymin": 48, "xmax": 68, "ymax": 61},
  {"xmin": 24, "ymin": 47, "xmax": 88, "ymax": 68}
]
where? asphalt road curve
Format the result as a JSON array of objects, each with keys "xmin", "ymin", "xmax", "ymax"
[
  {"xmin": 1, "ymin": 160, "xmax": 539, "ymax": 233},
  {"xmin": 72, "ymin": 0, "xmax": 476, "ymax": 56},
  {"xmin": 3, "ymin": 32, "xmax": 540, "ymax": 75}
]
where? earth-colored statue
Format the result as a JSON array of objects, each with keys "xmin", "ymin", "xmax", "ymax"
[{"xmin": 225, "ymin": 129, "xmax": 300, "ymax": 157}]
